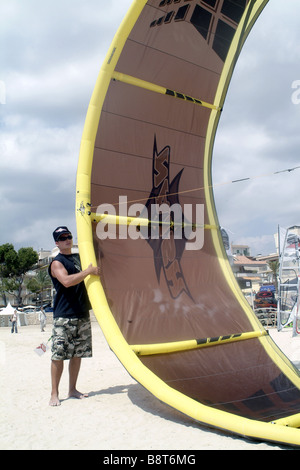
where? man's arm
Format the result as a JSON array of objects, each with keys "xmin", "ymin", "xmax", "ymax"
[{"xmin": 51, "ymin": 261, "xmax": 100, "ymax": 288}]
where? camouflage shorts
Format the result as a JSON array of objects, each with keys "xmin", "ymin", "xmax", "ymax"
[{"xmin": 51, "ymin": 317, "xmax": 92, "ymax": 361}]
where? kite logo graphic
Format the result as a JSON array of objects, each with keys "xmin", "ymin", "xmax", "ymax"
[
  {"xmin": 143, "ymin": 136, "xmax": 195, "ymax": 301},
  {"xmin": 95, "ymin": 137, "xmax": 204, "ymax": 299},
  {"xmin": 151, "ymin": 0, "xmax": 247, "ymax": 62}
]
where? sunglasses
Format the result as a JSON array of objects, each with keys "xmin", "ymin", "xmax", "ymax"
[{"xmin": 58, "ymin": 234, "xmax": 73, "ymax": 241}]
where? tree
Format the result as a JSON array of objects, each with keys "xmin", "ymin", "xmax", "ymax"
[
  {"xmin": 0, "ymin": 278, "xmax": 7, "ymax": 306},
  {"xmin": 26, "ymin": 268, "xmax": 52, "ymax": 306},
  {"xmin": 0, "ymin": 244, "xmax": 16, "ymax": 277},
  {"xmin": 268, "ymin": 260, "xmax": 279, "ymax": 293},
  {"xmin": 0, "ymin": 244, "xmax": 39, "ymax": 306}
]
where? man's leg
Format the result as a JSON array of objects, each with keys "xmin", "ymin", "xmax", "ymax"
[
  {"xmin": 49, "ymin": 360, "xmax": 64, "ymax": 406},
  {"xmin": 68, "ymin": 357, "xmax": 88, "ymax": 399}
]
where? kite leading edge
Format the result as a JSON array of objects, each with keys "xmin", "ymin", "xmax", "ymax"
[{"xmin": 76, "ymin": 0, "xmax": 300, "ymax": 446}]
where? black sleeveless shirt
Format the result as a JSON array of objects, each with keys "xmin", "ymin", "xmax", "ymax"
[{"xmin": 49, "ymin": 253, "xmax": 91, "ymax": 319}]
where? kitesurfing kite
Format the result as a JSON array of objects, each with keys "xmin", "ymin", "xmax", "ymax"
[
  {"xmin": 76, "ymin": 0, "xmax": 300, "ymax": 446},
  {"xmin": 277, "ymin": 226, "xmax": 300, "ymax": 337}
]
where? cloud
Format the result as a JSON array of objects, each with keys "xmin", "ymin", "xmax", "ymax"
[
  {"xmin": 0, "ymin": 0, "xmax": 132, "ymax": 251},
  {"xmin": 1, "ymin": 0, "xmax": 300, "ymax": 258},
  {"xmin": 213, "ymin": 0, "xmax": 300, "ymax": 255}
]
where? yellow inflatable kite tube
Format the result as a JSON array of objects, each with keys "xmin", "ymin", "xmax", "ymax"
[{"xmin": 76, "ymin": 0, "xmax": 300, "ymax": 446}]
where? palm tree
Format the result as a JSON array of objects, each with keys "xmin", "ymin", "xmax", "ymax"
[
  {"xmin": 26, "ymin": 268, "xmax": 52, "ymax": 306},
  {"xmin": 267, "ymin": 260, "xmax": 279, "ymax": 293}
]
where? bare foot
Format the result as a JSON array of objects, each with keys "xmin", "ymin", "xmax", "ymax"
[
  {"xmin": 68, "ymin": 389, "xmax": 88, "ymax": 400},
  {"xmin": 49, "ymin": 395, "xmax": 61, "ymax": 406}
]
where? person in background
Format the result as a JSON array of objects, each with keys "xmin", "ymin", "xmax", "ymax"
[
  {"xmin": 48, "ymin": 226, "xmax": 101, "ymax": 406},
  {"xmin": 10, "ymin": 309, "xmax": 18, "ymax": 334},
  {"xmin": 39, "ymin": 307, "xmax": 47, "ymax": 332}
]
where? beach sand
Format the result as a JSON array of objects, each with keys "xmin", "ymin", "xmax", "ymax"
[{"xmin": 1, "ymin": 321, "xmax": 300, "ymax": 451}]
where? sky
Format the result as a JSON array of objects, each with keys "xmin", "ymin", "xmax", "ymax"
[{"xmin": 1, "ymin": 0, "xmax": 300, "ymax": 256}]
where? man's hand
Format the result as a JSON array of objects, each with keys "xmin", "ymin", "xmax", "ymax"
[
  {"xmin": 51, "ymin": 261, "xmax": 101, "ymax": 288},
  {"xmin": 86, "ymin": 263, "xmax": 101, "ymax": 277}
]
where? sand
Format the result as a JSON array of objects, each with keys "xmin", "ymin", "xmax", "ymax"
[{"xmin": 1, "ymin": 321, "xmax": 300, "ymax": 451}]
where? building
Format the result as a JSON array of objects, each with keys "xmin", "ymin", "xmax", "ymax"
[
  {"xmin": 231, "ymin": 244, "xmax": 251, "ymax": 257},
  {"xmin": 230, "ymin": 243, "xmax": 278, "ymax": 293},
  {"xmin": 232, "ymin": 254, "xmax": 269, "ymax": 292}
]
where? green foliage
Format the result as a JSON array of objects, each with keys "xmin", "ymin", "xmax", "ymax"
[
  {"xmin": 26, "ymin": 268, "xmax": 52, "ymax": 296},
  {"xmin": 0, "ymin": 245, "xmax": 38, "ymax": 277},
  {"xmin": 0, "ymin": 243, "xmax": 17, "ymax": 277},
  {"xmin": 0, "ymin": 244, "xmax": 39, "ymax": 306}
]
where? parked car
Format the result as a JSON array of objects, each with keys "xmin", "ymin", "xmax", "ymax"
[
  {"xmin": 254, "ymin": 298, "xmax": 277, "ymax": 310},
  {"xmin": 255, "ymin": 291, "xmax": 274, "ymax": 299},
  {"xmin": 18, "ymin": 305, "xmax": 37, "ymax": 313}
]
